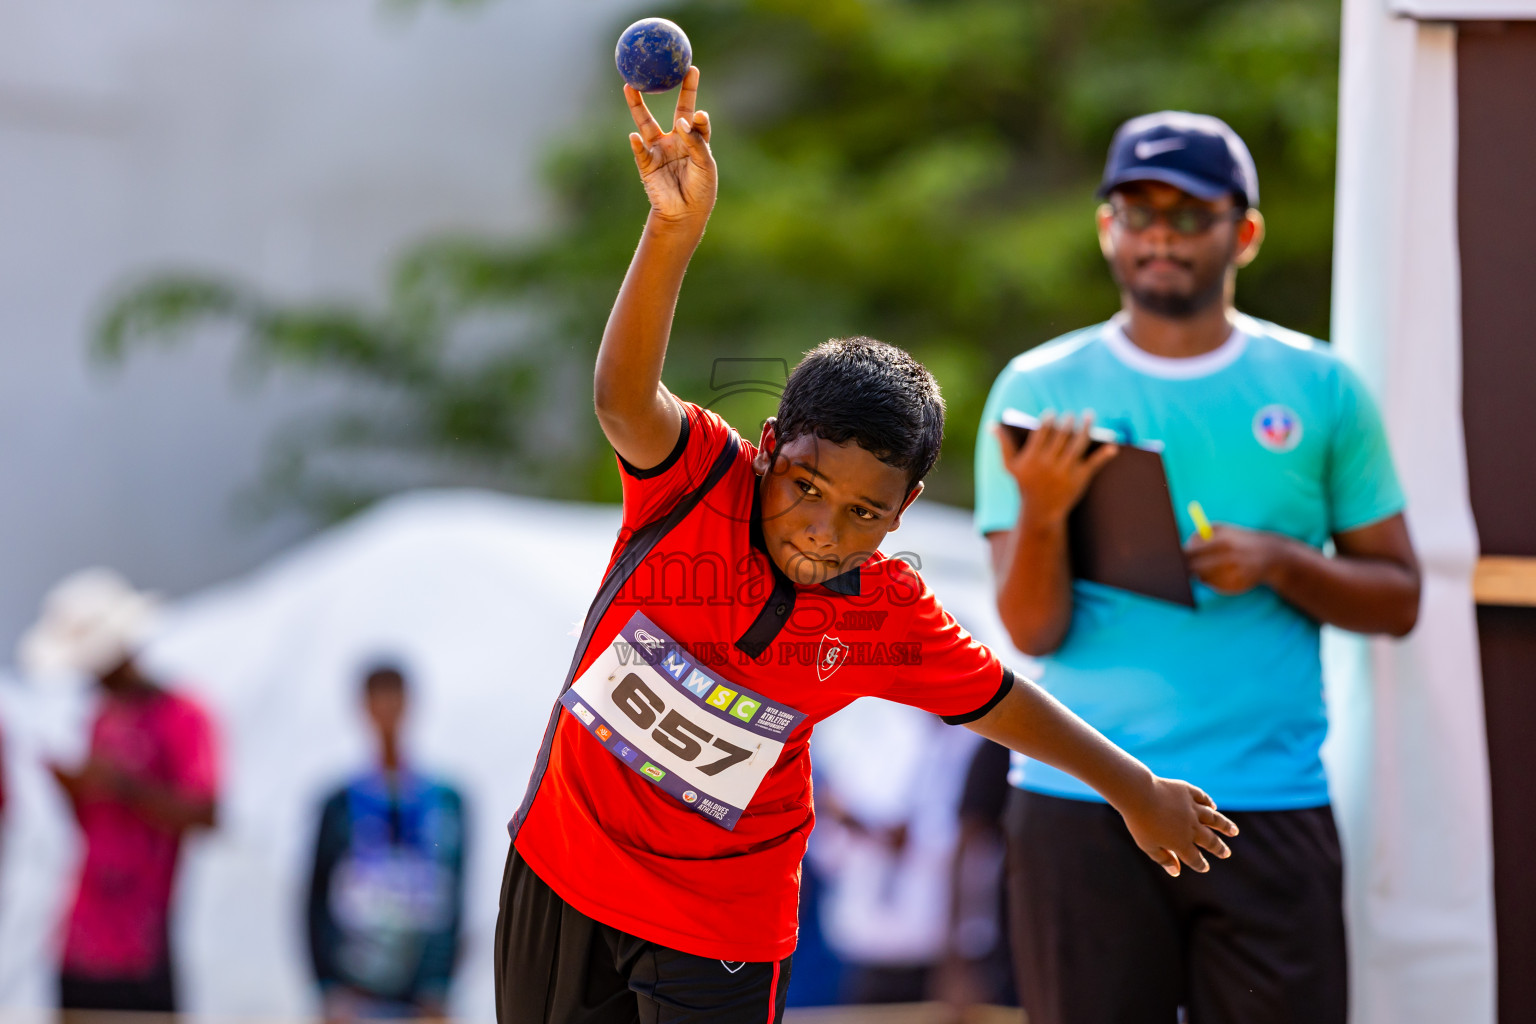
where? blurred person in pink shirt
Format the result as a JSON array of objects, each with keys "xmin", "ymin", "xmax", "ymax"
[{"xmin": 20, "ymin": 569, "xmax": 219, "ymax": 1015}]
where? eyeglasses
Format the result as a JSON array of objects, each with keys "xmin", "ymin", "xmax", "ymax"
[{"xmin": 1109, "ymin": 201, "xmax": 1244, "ymax": 236}]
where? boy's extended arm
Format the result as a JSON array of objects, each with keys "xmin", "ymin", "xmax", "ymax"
[
  {"xmin": 966, "ymin": 676, "xmax": 1237, "ymax": 876},
  {"xmin": 594, "ymin": 69, "xmax": 718, "ymax": 471}
]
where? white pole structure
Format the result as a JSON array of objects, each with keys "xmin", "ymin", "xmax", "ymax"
[{"xmin": 1329, "ymin": 3, "xmax": 1496, "ymax": 1022}]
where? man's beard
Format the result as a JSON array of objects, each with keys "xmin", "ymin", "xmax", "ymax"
[{"xmin": 1116, "ymin": 256, "xmax": 1228, "ymax": 319}]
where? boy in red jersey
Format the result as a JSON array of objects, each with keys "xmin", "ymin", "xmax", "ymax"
[{"xmin": 497, "ymin": 69, "xmax": 1238, "ymax": 1024}]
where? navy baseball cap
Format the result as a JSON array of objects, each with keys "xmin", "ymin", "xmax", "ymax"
[{"xmin": 1097, "ymin": 111, "xmax": 1259, "ymax": 207}]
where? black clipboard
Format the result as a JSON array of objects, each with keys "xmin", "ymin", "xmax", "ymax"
[{"xmin": 1000, "ymin": 409, "xmax": 1195, "ymax": 608}]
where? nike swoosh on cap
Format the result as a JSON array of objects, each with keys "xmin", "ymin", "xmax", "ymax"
[{"xmin": 1134, "ymin": 138, "xmax": 1186, "ymax": 159}]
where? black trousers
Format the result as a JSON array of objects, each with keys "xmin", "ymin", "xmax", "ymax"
[
  {"xmin": 495, "ymin": 846, "xmax": 792, "ymax": 1024},
  {"xmin": 59, "ymin": 958, "xmax": 176, "ymax": 1013},
  {"xmin": 1005, "ymin": 790, "xmax": 1346, "ymax": 1024}
]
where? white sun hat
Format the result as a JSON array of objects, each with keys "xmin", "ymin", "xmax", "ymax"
[{"xmin": 17, "ymin": 568, "xmax": 160, "ymax": 679}]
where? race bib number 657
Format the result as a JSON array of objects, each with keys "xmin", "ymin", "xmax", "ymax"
[{"xmin": 561, "ymin": 612, "xmax": 806, "ymax": 830}]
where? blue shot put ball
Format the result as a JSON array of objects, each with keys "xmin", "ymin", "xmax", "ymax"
[{"xmin": 615, "ymin": 18, "xmax": 692, "ymax": 94}]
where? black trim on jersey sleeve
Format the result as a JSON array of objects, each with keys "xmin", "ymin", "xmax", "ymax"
[
  {"xmin": 941, "ymin": 666, "xmax": 1015, "ymax": 726},
  {"xmin": 617, "ymin": 402, "xmax": 691, "ymax": 479}
]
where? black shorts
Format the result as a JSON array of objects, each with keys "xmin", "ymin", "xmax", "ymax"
[
  {"xmin": 494, "ymin": 846, "xmax": 792, "ymax": 1024},
  {"xmin": 1005, "ymin": 790, "xmax": 1346, "ymax": 1024},
  {"xmin": 59, "ymin": 958, "xmax": 176, "ymax": 1014}
]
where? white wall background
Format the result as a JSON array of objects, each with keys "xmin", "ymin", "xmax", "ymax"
[{"xmin": 0, "ymin": 0, "xmax": 639, "ymax": 656}]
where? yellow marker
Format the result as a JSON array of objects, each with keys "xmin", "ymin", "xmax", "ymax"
[{"xmin": 1187, "ymin": 500, "xmax": 1214, "ymax": 541}]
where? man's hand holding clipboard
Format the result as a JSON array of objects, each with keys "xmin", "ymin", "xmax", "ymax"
[
  {"xmin": 992, "ymin": 410, "xmax": 1122, "ymax": 526},
  {"xmin": 993, "ymin": 409, "xmax": 1196, "ymax": 609}
]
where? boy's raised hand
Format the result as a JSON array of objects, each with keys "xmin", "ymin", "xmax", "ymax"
[
  {"xmin": 1119, "ymin": 776, "xmax": 1239, "ymax": 877},
  {"xmin": 626, "ymin": 67, "xmax": 716, "ymax": 226}
]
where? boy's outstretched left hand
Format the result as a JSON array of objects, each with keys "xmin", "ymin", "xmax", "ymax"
[
  {"xmin": 1118, "ymin": 776, "xmax": 1239, "ymax": 877},
  {"xmin": 626, "ymin": 67, "xmax": 716, "ymax": 227}
]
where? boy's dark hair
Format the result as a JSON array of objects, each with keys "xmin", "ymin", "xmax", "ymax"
[
  {"xmin": 362, "ymin": 663, "xmax": 407, "ymax": 697},
  {"xmin": 774, "ymin": 337, "xmax": 945, "ymax": 489}
]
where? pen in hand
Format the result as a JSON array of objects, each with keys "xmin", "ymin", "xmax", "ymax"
[{"xmin": 1188, "ymin": 500, "xmax": 1214, "ymax": 542}]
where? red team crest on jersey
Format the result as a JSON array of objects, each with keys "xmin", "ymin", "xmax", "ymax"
[{"xmin": 817, "ymin": 634, "xmax": 850, "ymax": 681}]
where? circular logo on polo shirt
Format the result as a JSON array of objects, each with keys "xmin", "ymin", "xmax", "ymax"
[{"xmin": 1253, "ymin": 404, "xmax": 1303, "ymax": 452}]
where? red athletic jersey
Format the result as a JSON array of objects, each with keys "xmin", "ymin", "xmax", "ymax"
[{"xmin": 513, "ymin": 402, "xmax": 1011, "ymax": 962}]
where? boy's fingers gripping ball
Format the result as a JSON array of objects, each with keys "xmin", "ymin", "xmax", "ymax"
[{"xmin": 616, "ymin": 18, "xmax": 692, "ymax": 94}]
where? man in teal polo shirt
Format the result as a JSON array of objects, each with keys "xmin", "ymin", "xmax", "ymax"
[{"xmin": 974, "ymin": 112, "xmax": 1422, "ymax": 1024}]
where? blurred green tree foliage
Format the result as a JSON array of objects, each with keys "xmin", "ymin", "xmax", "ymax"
[{"xmin": 97, "ymin": 0, "xmax": 1341, "ymax": 518}]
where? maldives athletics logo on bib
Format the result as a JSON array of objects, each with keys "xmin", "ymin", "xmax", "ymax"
[{"xmin": 1253, "ymin": 404, "xmax": 1303, "ymax": 453}]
